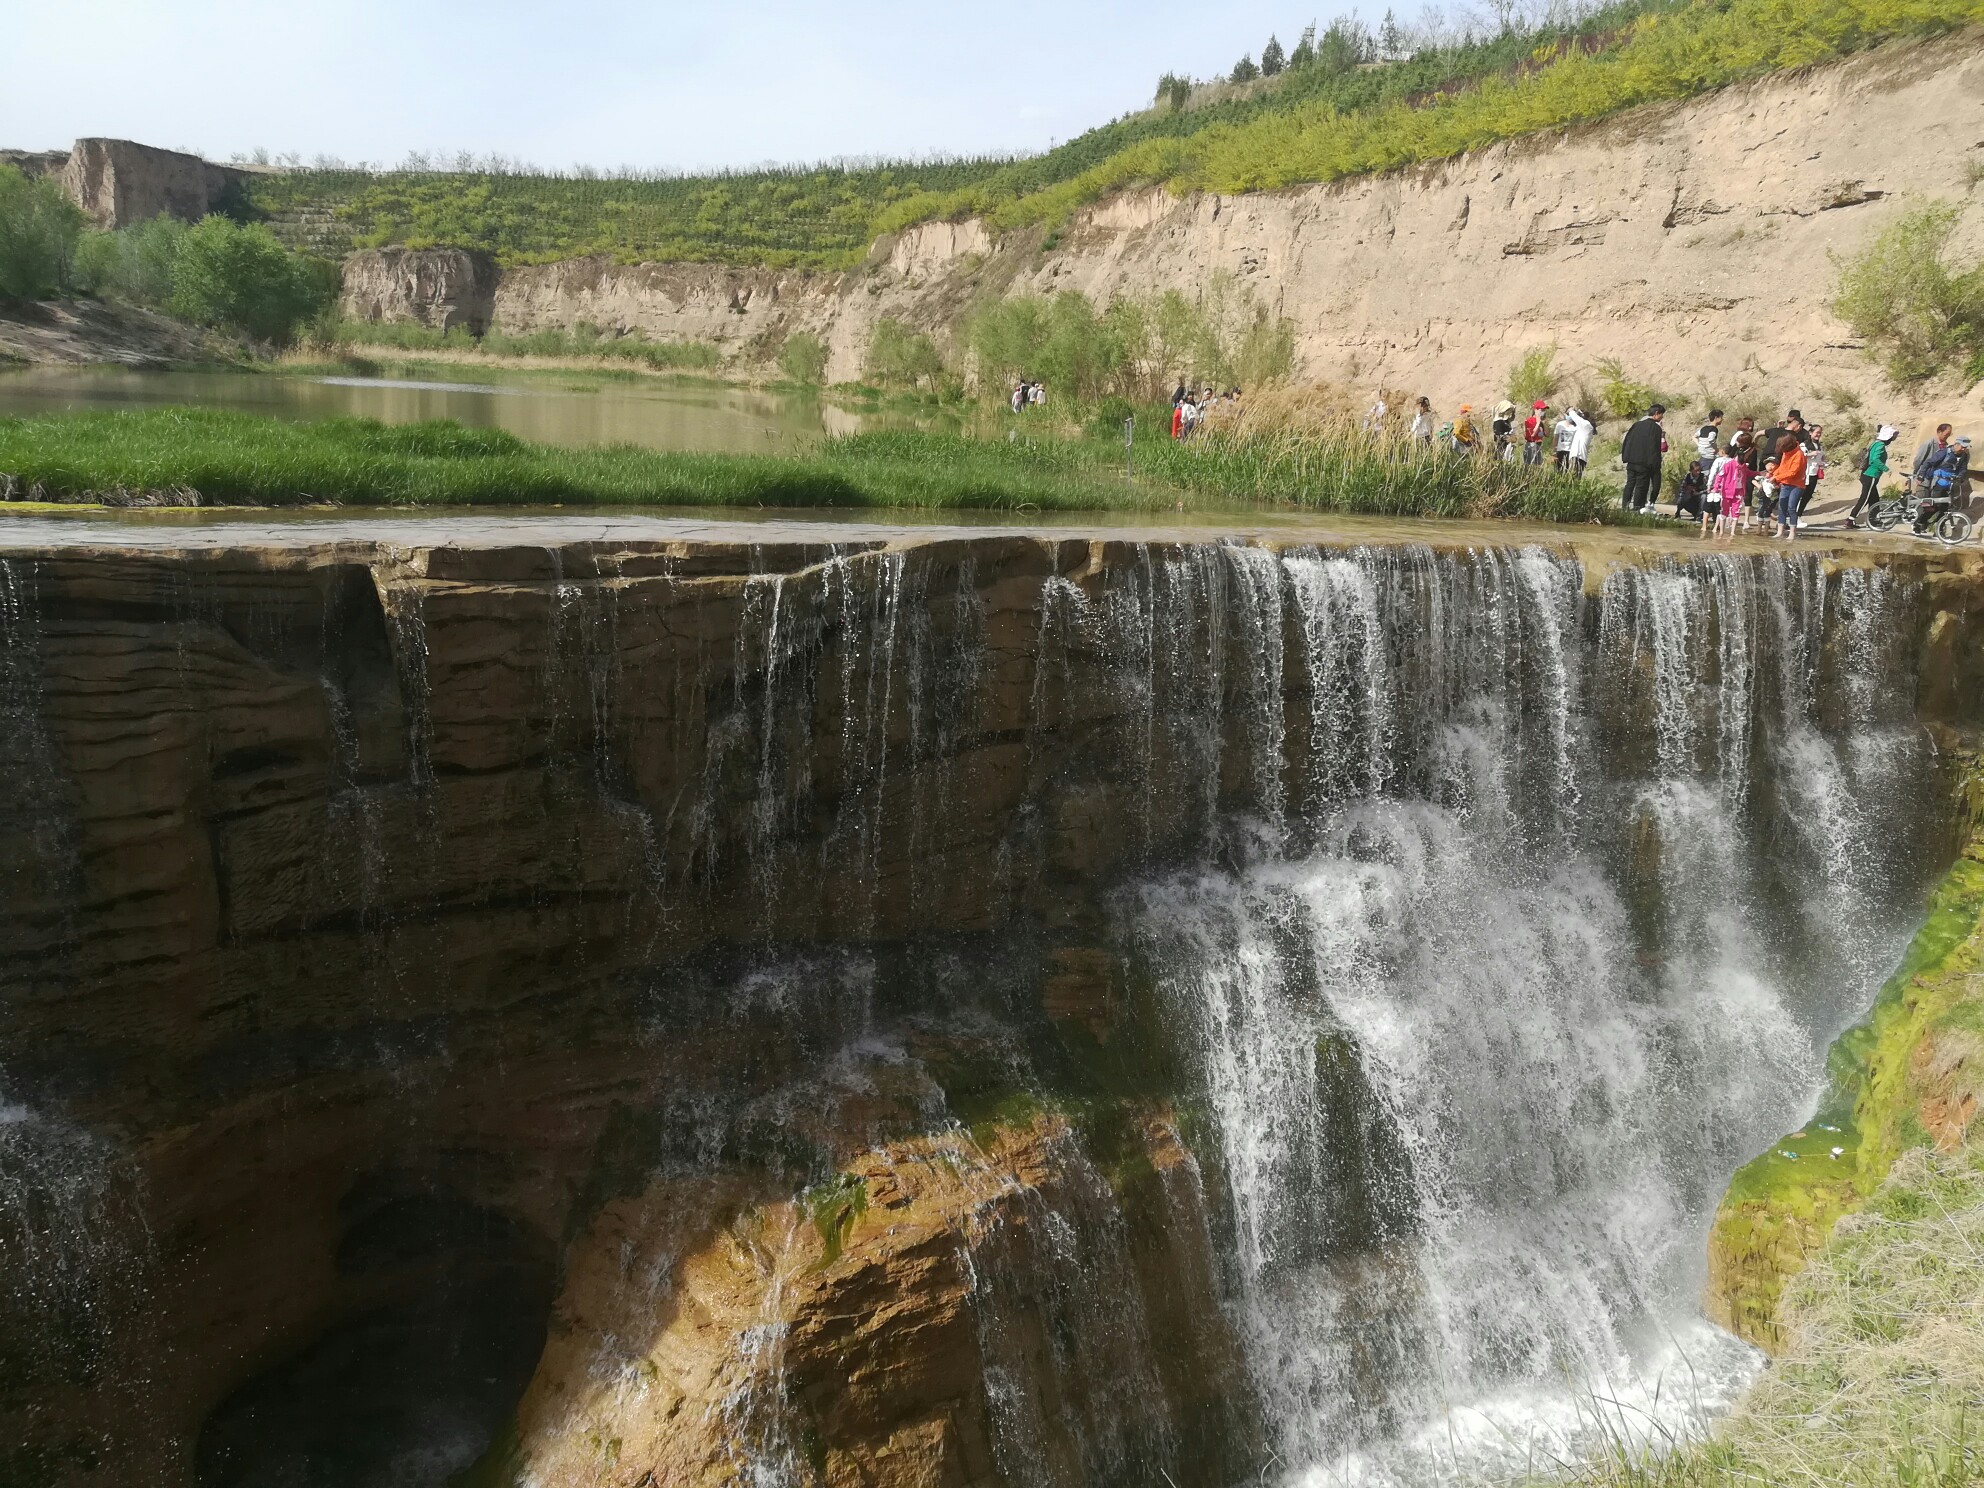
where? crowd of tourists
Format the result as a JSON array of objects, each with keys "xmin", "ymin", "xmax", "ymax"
[
  {"xmin": 1621, "ymin": 406, "xmax": 1974, "ymax": 541},
  {"xmin": 1383, "ymin": 390, "xmax": 1975, "ymax": 541},
  {"xmin": 1377, "ymin": 394, "xmax": 1599, "ymax": 471},
  {"xmin": 1170, "ymin": 383, "xmax": 1244, "ymax": 438}
]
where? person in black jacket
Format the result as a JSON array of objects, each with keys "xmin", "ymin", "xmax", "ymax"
[{"xmin": 1620, "ymin": 404, "xmax": 1667, "ymax": 512}]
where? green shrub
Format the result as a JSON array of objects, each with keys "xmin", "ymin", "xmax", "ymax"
[
  {"xmin": 1594, "ymin": 358, "xmax": 1683, "ymax": 419},
  {"xmin": 1833, "ymin": 199, "xmax": 1984, "ymax": 385},
  {"xmin": 0, "ymin": 406, "xmax": 1618, "ymax": 523},
  {"xmin": 779, "ymin": 331, "xmax": 829, "ymax": 384},
  {"xmin": 1086, "ymin": 396, "xmax": 1140, "ymax": 438},
  {"xmin": 71, "ymin": 216, "xmax": 190, "ymax": 305},
  {"xmin": 170, "ymin": 217, "xmax": 338, "ymax": 345},
  {"xmin": 863, "ymin": 318, "xmax": 945, "ymax": 389},
  {"xmin": 0, "ymin": 166, "xmax": 86, "ymax": 299},
  {"xmin": 1506, "ymin": 345, "xmax": 1563, "ymax": 406}
]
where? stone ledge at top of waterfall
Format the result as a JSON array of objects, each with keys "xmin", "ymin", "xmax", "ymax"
[{"xmin": 0, "ymin": 508, "xmax": 1978, "ymax": 578}]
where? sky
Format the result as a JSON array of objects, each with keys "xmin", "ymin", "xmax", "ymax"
[{"xmin": 3, "ymin": 0, "xmax": 1357, "ymax": 173}]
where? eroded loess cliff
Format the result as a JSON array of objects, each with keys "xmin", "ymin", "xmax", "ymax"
[
  {"xmin": 344, "ymin": 41, "xmax": 1984, "ymax": 426},
  {"xmin": 3, "ymin": 524, "xmax": 1984, "ymax": 1487}
]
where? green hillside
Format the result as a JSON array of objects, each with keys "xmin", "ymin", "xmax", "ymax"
[{"xmin": 247, "ymin": 0, "xmax": 1979, "ymax": 271}]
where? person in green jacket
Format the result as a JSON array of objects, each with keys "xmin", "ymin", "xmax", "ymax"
[{"xmin": 1846, "ymin": 423, "xmax": 1897, "ymax": 528}]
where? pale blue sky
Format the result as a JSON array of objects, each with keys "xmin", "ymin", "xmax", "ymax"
[{"xmin": 3, "ymin": 0, "xmax": 1395, "ymax": 172}]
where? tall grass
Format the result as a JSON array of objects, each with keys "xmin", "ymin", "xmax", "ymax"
[
  {"xmin": 1537, "ymin": 1145, "xmax": 1984, "ymax": 1488},
  {"xmin": 0, "ymin": 406, "xmax": 1617, "ymax": 522}
]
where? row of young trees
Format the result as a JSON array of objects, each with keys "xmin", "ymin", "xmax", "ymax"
[
  {"xmin": 0, "ymin": 165, "xmax": 338, "ymax": 345},
  {"xmin": 1157, "ymin": 10, "xmax": 1417, "ymax": 104}
]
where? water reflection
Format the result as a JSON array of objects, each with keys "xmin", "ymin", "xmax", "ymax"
[{"xmin": 0, "ymin": 366, "xmax": 947, "ymax": 455}]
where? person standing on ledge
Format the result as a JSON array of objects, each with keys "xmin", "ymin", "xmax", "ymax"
[
  {"xmin": 1409, "ymin": 396, "xmax": 1435, "ymax": 447},
  {"xmin": 1846, "ymin": 424, "xmax": 1897, "ymax": 529},
  {"xmin": 1620, "ymin": 404, "xmax": 1667, "ymax": 512},
  {"xmin": 1524, "ymin": 400, "xmax": 1550, "ymax": 466}
]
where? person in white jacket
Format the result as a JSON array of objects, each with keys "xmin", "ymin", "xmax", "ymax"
[
  {"xmin": 1553, "ymin": 410, "xmax": 1577, "ymax": 471},
  {"xmin": 1562, "ymin": 407, "xmax": 1596, "ymax": 477}
]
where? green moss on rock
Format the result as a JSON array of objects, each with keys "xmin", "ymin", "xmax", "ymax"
[{"xmin": 1707, "ymin": 811, "xmax": 1984, "ymax": 1350}]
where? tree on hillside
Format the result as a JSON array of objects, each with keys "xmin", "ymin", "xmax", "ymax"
[
  {"xmin": 1155, "ymin": 72, "xmax": 1192, "ymax": 111},
  {"xmin": 1316, "ymin": 16, "xmax": 1370, "ymax": 75},
  {"xmin": 1230, "ymin": 54, "xmax": 1260, "ymax": 83},
  {"xmin": 1289, "ymin": 23, "xmax": 1318, "ymax": 68},
  {"xmin": 863, "ymin": 318, "xmax": 945, "ymax": 390},
  {"xmin": 0, "ymin": 166, "xmax": 85, "ymax": 299},
  {"xmin": 1261, "ymin": 36, "xmax": 1287, "ymax": 76},
  {"xmin": 1378, "ymin": 9, "xmax": 1406, "ymax": 59}
]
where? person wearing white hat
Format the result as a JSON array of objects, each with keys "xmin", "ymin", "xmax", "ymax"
[{"xmin": 1846, "ymin": 424, "xmax": 1898, "ymax": 528}]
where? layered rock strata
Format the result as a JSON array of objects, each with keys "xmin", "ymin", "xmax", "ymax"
[{"xmin": 3, "ymin": 527, "xmax": 1983, "ymax": 1486}]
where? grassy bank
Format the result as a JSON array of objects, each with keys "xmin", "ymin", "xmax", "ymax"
[
  {"xmin": 1548, "ymin": 1144, "xmax": 1984, "ymax": 1488},
  {"xmin": 0, "ymin": 407, "xmax": 1616, "ymax": 520},
  {"xmin": 1706, "ymin": 813, "xmax": 1984, "ymax": 1350}
]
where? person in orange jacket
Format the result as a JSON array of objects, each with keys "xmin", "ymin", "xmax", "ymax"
[{"xmin": 1768, "ymin": 421, "xmax": 1809, "ymax": 539}]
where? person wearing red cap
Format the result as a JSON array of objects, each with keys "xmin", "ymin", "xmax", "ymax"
[{"xmin": 1522, "ymin": 401, "xmax": 1549, "ymax": 467}]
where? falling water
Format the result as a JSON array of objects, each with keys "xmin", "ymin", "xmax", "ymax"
[
  {"xmin": 0, "ymin": 529, "xmax": 1958, "ymax": 1488},
  {"xmin": 1078, "ymin": 542, "xmax": 1944, "ymax": 1483}
]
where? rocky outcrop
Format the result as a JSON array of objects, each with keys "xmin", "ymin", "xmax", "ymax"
[
  {"xmin": 0, "ymin": 532, "xmax": 1272, "ymax": 1488},
  {"xmin": 56, "ymin": 138, "xmax": 257, "ymax": 229},
  {"xmin": 509, "ymin": 1111, "xmax": 1253, "ymax": 1487},
  {"xmin": 350, "ymin": 40, "xmax": 1984, "ymax": 424},
  {"xmin": 0, "ymin": 149, "xmax": 68, "ymax": 179},
  {"xmin": 339, "ymin": 246, "xmax": 500, "ymax": 334},
  {"xmin": 5, "ymin": 527, "xmax": 1984, "ymax": 1487}
]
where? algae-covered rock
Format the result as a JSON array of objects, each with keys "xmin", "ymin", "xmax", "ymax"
[{"xmin": 1706, "ymin": 807, "xmax": 1984, "ymax": 1350}]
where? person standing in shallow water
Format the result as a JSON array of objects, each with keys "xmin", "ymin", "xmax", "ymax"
[
  {"xmin": 1769, "ymin": 424, "xmax": 1809, "ymax": 539},
  {"xmin": 1619, "ymin": 404, "xmax": 1666, "ymax": 511}
]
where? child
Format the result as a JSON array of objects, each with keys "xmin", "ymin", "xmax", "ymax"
[{"xmin": 1709, "ymin": 442, "xmax": 1746, "ymax": 540}]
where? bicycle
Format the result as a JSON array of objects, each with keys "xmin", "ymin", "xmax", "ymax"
[{"xmin": 1869, "ymin": 476, "xmax": 1972, "ymax": 545}]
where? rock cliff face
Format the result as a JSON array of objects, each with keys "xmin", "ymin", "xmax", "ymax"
[
  {"xmin": 3, "ymin": 524, "xmax": 1982, "ymax": 1487},
  {"xmin": 55, "ymin": 138, "xmax": 257, "ymax": 229},
  {"xmin": 338, "ymin": 247, "xmax": 500, "ymax": 335},
  {"xmin": 353, "ymin": 41, "xmax": 1984, "ymax": 425}
]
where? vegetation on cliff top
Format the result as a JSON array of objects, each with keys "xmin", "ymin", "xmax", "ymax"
[
  {"xmin": 237, "ymin": 0, "xmax": 1980, "ymax": 270},
  {"xmin": 0, "ymin": 407, "xmax": 1617, "ymax": 522}
]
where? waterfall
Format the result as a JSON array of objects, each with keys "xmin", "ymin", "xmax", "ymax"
[
  {"xmin": 0, "ymin": 528, "xmax": 1956, "ymax": 1488},
  {"xmin": 1081, "ymin": 543, "xmax": 1942, "ymax": 1482}
]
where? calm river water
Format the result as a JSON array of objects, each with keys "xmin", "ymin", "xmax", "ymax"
[{"xmin": 0, "ymin": 365, "xmax": 946, "ymax": 454}]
